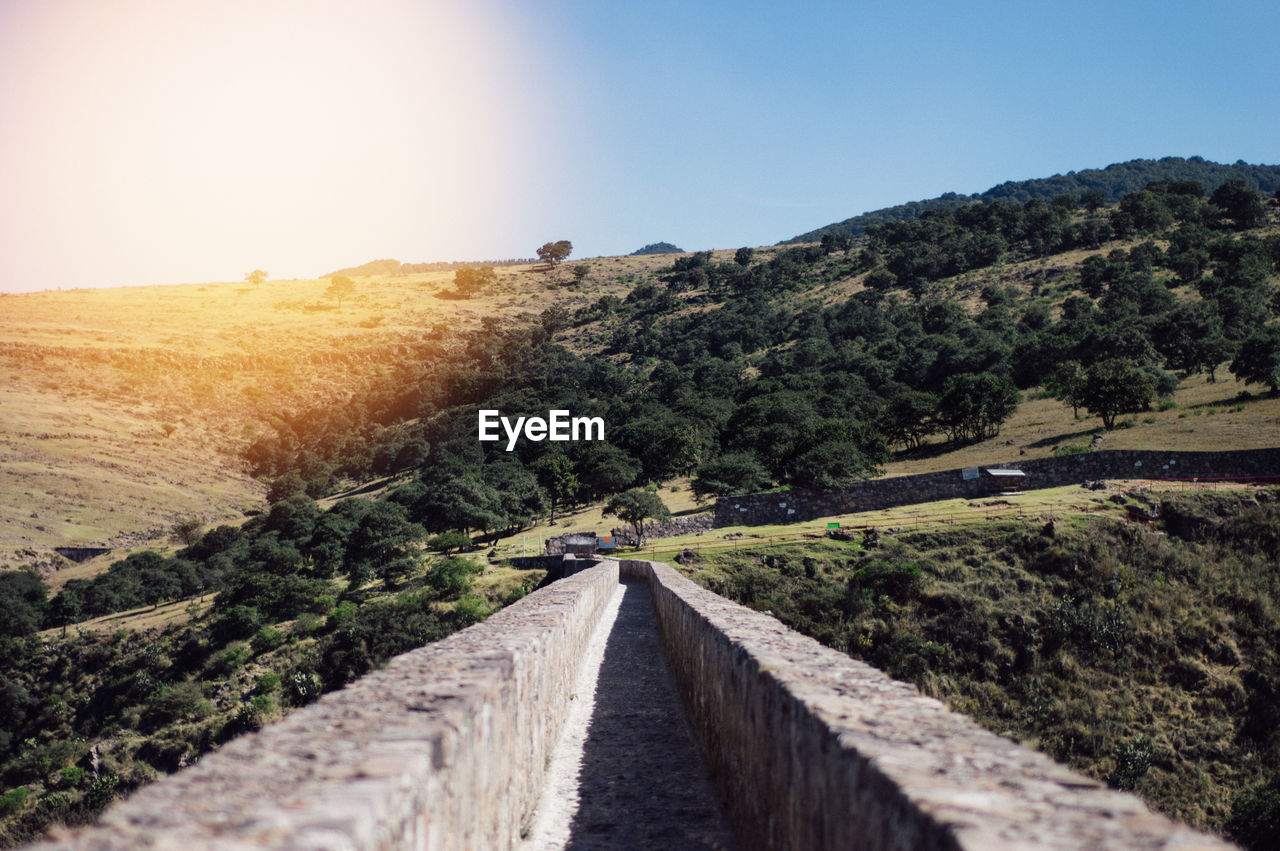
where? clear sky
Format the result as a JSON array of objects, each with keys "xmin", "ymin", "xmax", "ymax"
[{"xmin": 1, "ymin": 0, "xmax": 1276, "ymax": 293}]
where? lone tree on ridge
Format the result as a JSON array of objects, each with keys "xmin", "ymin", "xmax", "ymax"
[
  {"xmin": 325, "ymin": 275, "xmax": 356, "ymax": 308},
  {"xmin": 536, "ymin": 240, "xmax": 573, "ymax": 267}
]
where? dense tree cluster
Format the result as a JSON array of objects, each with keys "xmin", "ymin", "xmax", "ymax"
[
  {"xmin": 791, "ymin": 156, "xmax": 1280, "ymax": 243},
  {"xmin": 631, "ymin": 242, "xmax": 684, "ymax": 255}
]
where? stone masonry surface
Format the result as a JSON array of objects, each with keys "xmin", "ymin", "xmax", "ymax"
[
  {"xmin": 714, "ymin": 448, "xmax": 1280, "ymax": 526},
  {"xmin": 619, "ymin": 558, "xmax": 1236, "ymax": 850},
  {"xmin": 27, "ymin": 562, "xmax": 621, "ymax": 851}
]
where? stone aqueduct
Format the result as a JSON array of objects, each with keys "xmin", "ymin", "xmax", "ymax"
[
  {"xmin": 31, "ymin": 449, "xmax": 1279, "ymax": 848},
  {"xmin": 32, "ymin": 557, "xmax": 1234, "ymax": 849}
]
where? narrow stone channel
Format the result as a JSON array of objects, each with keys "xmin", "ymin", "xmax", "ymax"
[{"xmin": 521, "ymin": 578, "xmax": 737, "ymax": 850}]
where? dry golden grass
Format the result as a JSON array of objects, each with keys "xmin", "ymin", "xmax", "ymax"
[
  {"xmin": 0, "ymin": 263, "xmax": 647, "ymax": 568},
  {"xmin": 882, "ymin": 373, "xmax": 1280, "ymax": 478},
  {"xmin": 36, "ymin": 594, "xmax": 216, "ymax": 639}
]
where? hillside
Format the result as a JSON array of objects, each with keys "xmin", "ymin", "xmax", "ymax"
[
  {"xmin": 4, "ymin": 170, "xmax": 1279, "ymax": 575},
  {"xmin": 673, "ymin": 489, "xmax": 1280, "ymax": 847},
  {"xmin": 0, "ymin": 256, "xmax": 673, "ymax": 567},
  {"xmin": 787, "ymin": 156, "xmax": 1280, "ymax": 244}
]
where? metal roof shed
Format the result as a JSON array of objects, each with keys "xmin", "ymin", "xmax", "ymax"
[{"xmin": 983, "ymin": 467, "xmax": 1027, "ymax": 493}]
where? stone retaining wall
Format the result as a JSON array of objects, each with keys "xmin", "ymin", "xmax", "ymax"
[
  {"xmin": 715, "ymin": 448, "xmax": 1280, "ymax": 526},
  {"xmin": 31, "ymin": 559, "xmax": 620, "ymax": 850},
  {"xmin": 544, "ymin": 512, "xmax": 715, "ymax": 552},
  {"xmin": 620, "ymin": 558, "xmax": 1235, "ymax": 850},
  {"xmin": 611, "ymin": 511, "xmax": 714, "ymax": 546}
]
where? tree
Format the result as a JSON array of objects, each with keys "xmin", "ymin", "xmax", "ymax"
[
  {"xmin": 577, "ymin": 445, "xmax": 641, "ymax": 500},
  {"xmin": 571, "ymin": 264, "xmax": 591, "ymax": 284},
  {"xmin": 1210, "ymin": 179, "xmax": 1267, "ymax": 230},
  {"xmin": 427, "ymin": 531, "xmax": 471, "ymax": 555},
  {"xmin": 245, "ymin": 269, "xmax": 268, "ymax": 288},
  {"xmin": 691, "ymin": 452, "xmax": 772, "ymax": 502},
  {"xmin": 452, "ymin": 266, "xmax": 496, "ymax": 298},
  {"xmin": 1155, "ymin": 302, "xmax": 1233, "ymax": 381},
  {"xmin": 325, "ymin": 275, "xmax": 356, "ymax": 308},
  {"xmin": 536, "ymin": 240, "xmax": 573, "ymax": 267},
  {"xmin": 936, "ymin": 373, "xmax": 1020, "ymax": 442},
  {"xmin": 1230, "ymin": 327, "xmax": 1280, "ymax": 393},
  {"xmin": 878, "ymin": 389, "xmax": 938, "ymax": 449},
  {"xmin": 789, "ymin": 441, "xmax": 879, "ymax": 492},
  {"xmin": 1048, "ymin": 360, "xmax": 1086, "ymax": 418},
  {"xmin": 734, "ymin": 247, "xmax": 755, "ymax": 267},
  {"xmin": 531, "ymin": 453, "xmax": 579, "ymax": 523},
  {"xmin": 345, "ymin": 502, "xmax": 425, "ymax": 586},
  {"xmin": 603, "ymin": 489, "xmax": 670, "ymax": 547},
  {"xmin": 1080, "ymin": 358, "xmax": 1157, "ymax": 428},
  {"xmin": 0, "ymin": 571, "xmax": 47, "ymax": 636},
  {"xmin": 170, "ymin": 517, "xmax": 205, "ymax": 547}
]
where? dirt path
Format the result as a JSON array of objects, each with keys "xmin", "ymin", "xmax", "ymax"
[{"xmin": 521, "ymin": 578, "xmax": 736, "ymax": 850}]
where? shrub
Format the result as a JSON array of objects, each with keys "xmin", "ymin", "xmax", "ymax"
[
  {"xmin": 851, "ymin": 561, "xmax": 923, "ymax": 600},
  {"xmin": 326, "ymin": 600, "xmax": 359, "ymax": 629},
  {"xmin": 0, "ymin": 786, "xmax": 28, "ymax": 817},
  {"xmin": 254, "ymin": 672, "xmax": 281, "ymax": 693},
  {"xmin": 453, "ymin": 594, "xmax": 490, "ymax": 625},
  {"xmin": 287, "ymin": 669, "xmax": 322, "ymax": 706},
  {"xmin": 143, "ymin": 681, "xmax": 211, "ymax": 729},
  {"xmin": 211, "ymin": 643, "xmax": 250, "ymax": 676},
  {"xmin": 1107, "ymin": 733, "xmax": 1153, "ymax": 789},
  {"xmin": 212, "ymin": 605, "xmax": 262, "ymax": 641},
  {"xmin": 292, "ymin": 611, "xmax": 325, "ymax": 636},
  {"xmin": 1229, "ymin": 782, "xmax": 1280, "ymax": 850},
  {"xmin": 84, "ymin": 774, "xmax": 119, "ymax": 810},
  {"xmin": 427, "ymin": 558, "xmax": 479, "ymax": 600},
  {"xmin": 1045, "ymin": 595, "xmax": 1131, "ymax": 659},
  {"xmin": 58, "ymin": 765, "xmax": 86, "ymax": 788},
  {"xmin": 249, "ymin": 626, "xmax": 284, "ymax": 655}
]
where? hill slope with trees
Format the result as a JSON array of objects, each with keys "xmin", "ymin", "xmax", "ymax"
[
  {"xmin": 787, "ymin": 156, "xmax": 1280, "ymax": 244},
  {"xmin": 2, "ymin": 159, "xmax": 1280, "ymax": 846}
]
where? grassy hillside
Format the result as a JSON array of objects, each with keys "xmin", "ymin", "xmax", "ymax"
[
  {"xmin": 672, "ymin": 488, "xmax": 1280, "ymax": 848},
  {"xmin": 0, "ymin": 257, "xmax": 674, "ymax": 566},
  {"xmin": 4, "ymin": 179, "xmax": 1279, "ymax": 581}
]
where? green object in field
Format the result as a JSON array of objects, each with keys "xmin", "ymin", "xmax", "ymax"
[{"xmin": 827, "ymin": 522, "xmax": 841, "ymax": 530}]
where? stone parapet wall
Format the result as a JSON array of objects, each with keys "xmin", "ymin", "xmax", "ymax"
[
  {"xmin": 621, "ymin": 558, "xmax": 1235, "ymax": 850},
  {"xmin": 715, "ymin": 448, "xmax": 1280, "ymax": 526},
  {"xmin": 31, "ymin": 559, "xmax": 620, "ymax": 850}
]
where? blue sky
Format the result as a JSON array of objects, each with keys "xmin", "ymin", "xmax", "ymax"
[{"xmin": 0, "ymin": 0, "xmax": 1276, "ymax": 292}]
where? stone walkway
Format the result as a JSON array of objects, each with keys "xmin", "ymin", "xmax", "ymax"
[{"xmin": 521, "ymin": 579, "xmax": 736, "ymax": 850}]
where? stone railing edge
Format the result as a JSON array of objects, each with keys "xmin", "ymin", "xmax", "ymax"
[
  {"xmin": 620, "ymin": 558, "xmax": 1236, "ymax": 851},
  {"xmin": 27, "ymin": 559, "xmax": 621, "ymax": 850}
]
